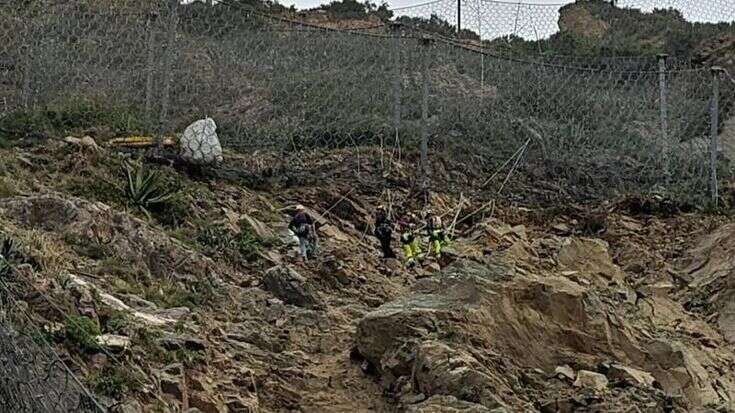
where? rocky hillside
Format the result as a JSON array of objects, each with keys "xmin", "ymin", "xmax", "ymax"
[
  {"xmin": 1, "ymin": 136, "xmax": 734, "ymax": 412},
  {"xmin": 552, "ymin": 0, "xmax": 733, "ymax": 58}
]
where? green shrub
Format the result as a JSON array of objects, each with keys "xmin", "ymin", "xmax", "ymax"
[
  {"xmin": 63, "ymin": 232, "xmax": 113, "ymax": 260},
  {"xmin": 90, "ymin": 365, "xmax": 143, "ymax": 399},
  {"xmin": 234, "ymin": 226, "xmax": 262, "ymax": 261},
  {"xmin": 175, "ymin": 347, "xmax": 206, "ymax": 368},
  {"xmin": 0, "ymin": 98, "xmax": 145, "ymax": 141},
  {"xmin": 30, "ymin": 329, "xmax": 54, "ymax": 346},
  {"xmin": 0, "ymin": 236, "xmax": 37, "ymax": 277},
  {"xmin": 65, "ymin": 174, "xmax": 123, "ymax": 207},
  {"xmin": 124, "ymin": 162, "xmax": 178, "ymax": 214},
  {"xmin": 142, "ymin": 278, "xmax": 217, "ymax": 309},
  {"xmin": 64, "ymin": 315, "xmax": 100, "ymax": 352},
  {"xmin": 196, "ymin": 223, "xmax": 263, "ymax": 263},
  {"xmin": 131, "ymin": 326, "xmax": 168, "ymax": 363},
  {"xmin": 104, "ymin": 311, "xmax": 131, "ymax": 334}
]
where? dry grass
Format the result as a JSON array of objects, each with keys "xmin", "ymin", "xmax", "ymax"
[
  {"xmin": 15, "ymin": 229, "xmax": 69, "ymax": 276},
  {"xmin": 0, "ymin": 177, "xmax": 16, "ymax": 198}
]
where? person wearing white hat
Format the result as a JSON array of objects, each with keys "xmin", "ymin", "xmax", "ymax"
[{"xmin": 289, "ymin": 204, "xmax": 316, "ymax": 260}]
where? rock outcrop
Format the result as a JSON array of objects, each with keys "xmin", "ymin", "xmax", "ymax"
[
  {"xmin": 0, "ymin": 195, "xmax": 220, "ymax": 283},
  {"xmin": 356, "ymin": 253, "xmax": 735, "ymax": 410},
  {"xmin": 262, "ymin": 265, "xmax": 323, "ymax": 309},
  {"xmin": 681, "ymin": 223, "xmax": 735, "ymax": 343}
]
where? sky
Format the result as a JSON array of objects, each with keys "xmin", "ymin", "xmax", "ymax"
[{"xmin": 277, "ymin": 0, "xmax": 573, "ymax": 9}]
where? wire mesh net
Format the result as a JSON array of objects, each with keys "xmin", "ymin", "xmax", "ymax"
[
  {"xmin": 418, "ymin": 38, "xmax": 728, "ymax": 202},
  {"xmin": 0, "ymin": 277, "xmax": 105, "ymax": 412},
  {"xmin": 0, "ymin": 0, "xmax": 735, "ymax": 407},
  {"xmin": 0, "ymin": 0, "xmax": 734, "ymax": 202}
]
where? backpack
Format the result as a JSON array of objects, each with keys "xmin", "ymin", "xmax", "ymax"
[
  {"xmin": 376, "ymin": 223, "xmax": 392, "ymax": 239},
  {"xmin": 295, "ymin": 223, "xmax": 311, "ymax": 237},
  {"xmin": 430, "ymin": 215, "xmax": 442, "ymax": 229}
]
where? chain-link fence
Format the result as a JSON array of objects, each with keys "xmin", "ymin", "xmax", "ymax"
[
  {"xmin": 0, "ymin": 0, "xmax": 733, "ymax": 204},
  {"xmin": 0, "ymin": 0, "xmax": 735, "ymax": 407}
]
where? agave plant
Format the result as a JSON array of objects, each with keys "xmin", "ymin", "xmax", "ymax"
[{"xmin": 123, "ymin": 161, "xmax": 179, "ymax": 218}]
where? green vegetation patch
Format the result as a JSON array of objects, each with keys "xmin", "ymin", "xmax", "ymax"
[
  {"xmin": 64, "ymin": 315, "xmax": 101, "ymax": 352},
  {"xmin": 196, "ymin": 222, "xmax": 268, "ymax": 263},
  {"xmin": 90, "ymin": 365, "xmax": 143, "ymax": 399},
  {"xmin": 0, "ymin": 97, "xmax": 146, "ymax": 141}
]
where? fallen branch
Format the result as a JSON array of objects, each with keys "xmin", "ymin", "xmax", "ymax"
[
  {"xmin": 448, "ymin": 193, "xmax": 465, "ymax": 238},
  {"xmin": 455, "ymin": 199, "xmax": 495, "ymax": 228},
  {"xmin": 480, "ymin": 138, "xmax": 530, "ymax": 189},
  {"xmin": 498, "ymin": 137, "xmax": 530, "ymax": 196}
]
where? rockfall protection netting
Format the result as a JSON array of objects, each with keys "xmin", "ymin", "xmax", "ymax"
[
  {"xmin": 0, "ymin": 277, "xmax": 105, "ymax": 412},
  {"xmin": 0, "ymin": 0, "xmax": 733, "ymax": 407},
  {"xmin": 0, "ymin": 0, "xmax": 733, "ymax": 203}
]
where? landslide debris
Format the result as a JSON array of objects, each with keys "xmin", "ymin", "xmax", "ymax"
[
  {"xmin": 355, "ymin": 229, "xmax": 735, "ymax": 412},
  {"xmin": 1, "ymin": 141, "xmax": 734, "ymax": 413}
]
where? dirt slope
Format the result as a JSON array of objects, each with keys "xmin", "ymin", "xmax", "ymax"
[{"xmin": 0, "ymin": 141, "xmax": 734, "ymax": 412}]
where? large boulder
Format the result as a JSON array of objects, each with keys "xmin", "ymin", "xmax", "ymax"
[
  {"xmin": 412, "ymin": 341, "xmax": 502, "ymax": 408},
  {"xmin": 682, "ymin": 223, "xmax": 735, "ymax": 342},
  {"xmin": 180, "ymin": 117, "xmax": 223, "ymax": 165},
  {"xmin": 405, "ymin": 395, "xmax": 493, "ymax": 413},
  {"xmin": 557, "ymin": 237, "xmax": 625, "ymax": 285},
  {"xmin": 607, "ymin": 364, "xmax": 656, "ymax": 388},
  {"xmin": 573, "ymin": 370, "xmax": 608, "ymax": 392},
  {"xmin": 645, "ymin": 340, "xmax": 721, "ymax": 407},
  {"xmin": 356, "ymin": 259, "xmax": 596, "ymax": 409},
  {"xmin": 355, "ymin": 258, "xmax": 735, "ymax": 410},
  {"xmin": 262, "ymin": 266, "xmax": 322, "ymax": 309}
]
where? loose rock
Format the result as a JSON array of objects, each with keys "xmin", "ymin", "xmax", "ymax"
[
  {"xmin": 573, "ymin": 370, "xmax": 609, "ymax": 392},
  {"xmin": 262, "ymin": 266, "xmax": 322, "ymax": 309}
]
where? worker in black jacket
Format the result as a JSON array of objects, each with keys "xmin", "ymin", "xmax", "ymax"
[
  {"xmin": 374, "ymin": 205, "xmax": 396, "ymax": 259},
  {"xmin": 289, "ymin": 205, "xmax": 317, "ymax": 260}
]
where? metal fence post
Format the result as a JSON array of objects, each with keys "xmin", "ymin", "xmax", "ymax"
[
  {"xmin": 657, "ymin": 54, "xmax": 669, "ymax": 180},
  {"xmin": 391, "ymin": 23, "xmax": 402, "ymax": 141},
  {"xmin": 420, "ymin": 36, "xmax": 434, "ymax": 204},
  {"xmin": 145, "ymin": 12, "xmax": 158, "ymax": 133},
  {"xmin": 710, "ymin": 67, "xmax": 723, "ymax": 206},
  {"xmin": 20, "ymin": 47, "xmax": 32, "ymax": 110},
  {"xmin": 477, "ymin": 0, "xmax": 484, "ymax": 88},
  {"xmin": 158, "ymin": 0, "xmax": 179, "ymax": 140},
  {"xmin": 20, "ymin": 21, "xmax": 35, "ymax": 110}
]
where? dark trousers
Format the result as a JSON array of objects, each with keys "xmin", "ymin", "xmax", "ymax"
[{"xmin": 379, "ymin": 237, "xmax": 396, "ymax": 259}]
